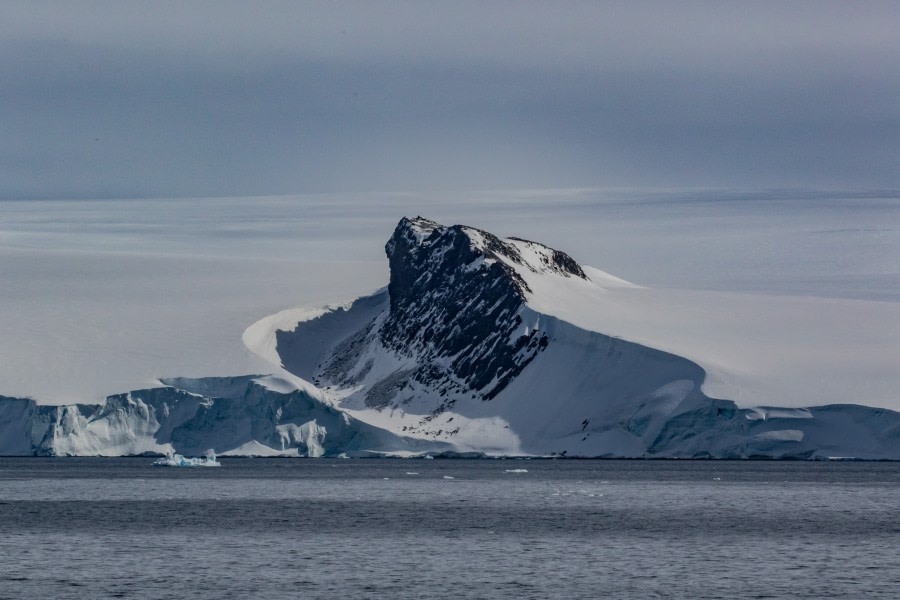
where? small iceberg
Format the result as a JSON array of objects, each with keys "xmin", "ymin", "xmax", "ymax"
[
  {"xmin": 153, "ymin": 450, "xmax": 221, "ymax": 467},
  {"xmin": 505, "ymin": 469, "xmax": 528, "ymax": 473}
]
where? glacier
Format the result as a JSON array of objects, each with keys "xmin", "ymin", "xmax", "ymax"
[{"xmin": 0, "ymin": 374, "xmax": 450, "ymax": 457}]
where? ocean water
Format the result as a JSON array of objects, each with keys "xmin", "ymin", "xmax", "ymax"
[{"xmin": 1, "ymin": 459, "xmax": 899, "ymax": 599}]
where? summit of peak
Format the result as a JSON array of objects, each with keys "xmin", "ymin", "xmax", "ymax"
[
  {"xmin": 388, "ymin": 217, "xmax": 587, "ymax": 283},
  {"xmin": 400, "ymin": 215, "xmax": 441, "ymax": 234}
]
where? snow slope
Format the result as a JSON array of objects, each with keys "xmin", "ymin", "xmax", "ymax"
[
  {"xmin": 512, "ymin": 251, "xmax": 900, "ymax": 410},
  {"xmin": 249, "ymin": 217, "xmax": 900, "ymax": 458}
]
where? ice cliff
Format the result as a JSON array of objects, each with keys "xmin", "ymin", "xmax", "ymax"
[{"xmin": 0, "ymin": 375, "xmax": 447, "ymax": 457}]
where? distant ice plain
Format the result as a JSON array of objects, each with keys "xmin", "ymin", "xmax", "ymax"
[{"xmin": 1, "ymin": 189, "xmax": 898, "ymax": 407}]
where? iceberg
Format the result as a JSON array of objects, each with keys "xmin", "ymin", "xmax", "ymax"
[{"xmin": 153, "ymin": 450, "xmax": 221, "ymax": 467}]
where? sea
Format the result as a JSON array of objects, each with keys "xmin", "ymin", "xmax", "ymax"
[{"xmin": 1, "ymin": 458, "xmax": 899, "ymax": 599}]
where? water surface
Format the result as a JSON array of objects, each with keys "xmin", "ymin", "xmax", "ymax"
[{"xmin": 1, "ymin": 458, "xmax": 898, "ymax": 599}]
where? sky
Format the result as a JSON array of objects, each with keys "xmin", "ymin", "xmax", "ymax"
[{"xmin": 2, "ymin": 0, "xmax": 900, "ymax": 199}]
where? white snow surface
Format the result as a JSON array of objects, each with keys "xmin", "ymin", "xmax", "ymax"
[
  {"xmin": 516, "ymin": 259, "xmax": 900, "ymax": 409},
  {"xmin": 242, "ymin": 307, "xmax": 336, "ymax": 369}
]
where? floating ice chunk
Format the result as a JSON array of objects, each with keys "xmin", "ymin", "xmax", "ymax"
[
  {"xmin": 504, "ymin": 469, "xmax": 528, "ymax": 473},
  {"xmin": 153, "ymin": 450, "xmax": 220, "ymax": 467},
  {"xmin": 443, "ymin": 475, "xmax": 455, "ymax": 479},
  {"xmin": 337, "ymin": 453, "xmax": 350, "ymax": 459},
  {"xmin": 423, "ymin": 455, "xmax": 435, "ymax": 460},
  {"xmin": 406, "ymin": 472, "xmax": 419, "ymax": 475}
]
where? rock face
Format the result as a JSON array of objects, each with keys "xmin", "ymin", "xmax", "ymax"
[
  {"xmin": 0, "ymin": 376, "xmax": 445, "ymax": 457},
  {"xmin": 301, "ymin": 217, "xmax": 592, "ymax": 412},
  {"xmin": 380, "ymin": 217, "xmax": 583, "ymax": 400}
]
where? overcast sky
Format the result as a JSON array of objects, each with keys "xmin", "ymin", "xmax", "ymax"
[{"xmin": 2, "ymin": 1, "xmax": 899, "ymax": 199}]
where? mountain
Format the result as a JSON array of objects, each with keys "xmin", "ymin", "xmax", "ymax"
[
  {"xmin": 3, "ymin": 216, "xmax": 898, "ymax": 458},
  {"xmin": 245, "ymin": 217, "xmax": 900, "ymax": 459},
  {"xmin": 0, "ymin": 375, "xmax": 447, "ymax": 457}
]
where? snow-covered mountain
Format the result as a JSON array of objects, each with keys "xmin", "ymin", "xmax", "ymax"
[
  {"xmin": 2, "ymin": 215, "xmax": 898, "ymax": 458},
  {"xmin": 243, "ymin": 217, "xmax": 900, "ymax": 459}
]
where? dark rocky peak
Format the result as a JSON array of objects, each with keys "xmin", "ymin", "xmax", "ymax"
[
  {"xmin": 385, "ymin": 216, "xmax": 442, "ymax": 257},
  {"xmin": 385, "ymin": 217, "xmax": 586, "ymax": 305},
  {"xmin": 377, "ymin": 217, "xmax": 585, "ymax": 401},
  {"xmin": 385, "ymin": 217, "xmax": 494, "ymax": 310}
]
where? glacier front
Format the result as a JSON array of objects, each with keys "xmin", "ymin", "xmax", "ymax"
[{"xmin": 0, "ymin": 374, "xmax": 449, "ymax": 457}]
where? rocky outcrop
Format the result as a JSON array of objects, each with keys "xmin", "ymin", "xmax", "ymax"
[{"xmin": 314, "ymin": 217, "xmax": 588, "ymax": 406}]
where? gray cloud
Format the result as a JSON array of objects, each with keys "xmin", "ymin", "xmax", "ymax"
[{"xmin": 2, "ymin": 1, "xmax": 899, "ymax": 198}]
